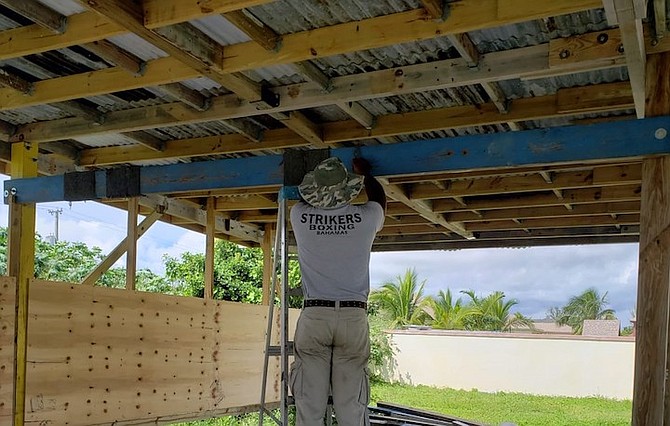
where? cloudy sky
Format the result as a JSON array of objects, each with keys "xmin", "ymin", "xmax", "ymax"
[{"xmin": 0, "ymin": 178, "xmax": 639, "ymax": 326}]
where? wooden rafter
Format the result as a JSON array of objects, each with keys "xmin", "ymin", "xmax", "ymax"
[
  {"xmin": 615, "ymin": 0, "xmax": 647, "ymax": 118},
  {"xmin": 465, "ymin": 213, "xmax": 640, "ymax": 232},
  {"xmin": 0, "ymin": 68, "xmax": 33, "ymax": 94},
  {"xmin": 0, "ymin": 12, "xmax": 124, "ymax": 61},
  {"xmin": 52, "ymin": 100, "xmax": 105, "ymax": 124},
  {"xmin": 1, "ymin": 2, "xmax": 605, "ymax": 76},
  {"xmin": 159, "ymin": 83, "xmax": 211, "ymax": 112},
  {"xmin": 445, "ymin": 201, "xmax": 641, "ymax": 222},
  {"xmin": 446, "ymin": 31, "xmax": 519, "ymax": 129},
  {"xmin": 142, "ymin": 0, "xmax": 275, "ymax": 28},
  {"xmin": 122, "ymin": 131, "xmax": 165, "ymax": 152},
  {"xmin": 65, "ymin": 84, "xmax": 632, "ymax": 166},
  {"xmin": 0, "ymin": 0, "xmax": 66, "ymax": 33},
  {"xmin": 408, "ymin": 165, "xmax": 641, "ymax": 199},
  {"xmin": 4, "ymin": 28, "xmax": 632, "ymax": 137},
  {"xmin": 381, "ymin": 180, "xmax": 474, "ymax": 240},
  {"xmin": 139, "ymin": 194, "xmax": 263, "ymax": 243},
  {"xmin": 222, "ymin": 9, "xmax": 281, "ymax": 50},
  {"xmin": 7, "ymin": 32, "xmax": 632, "ymax": 144},
  {"xmin": 83, "ymin": 39, "xmax": 146, "ymax": 75},
  {"xmin": 432, "ymin": 185, "xmax": 643, "ymax": 212},
  {"xmin": 77, "ymin": 0, "xmax": 262, "ymax": 100}
]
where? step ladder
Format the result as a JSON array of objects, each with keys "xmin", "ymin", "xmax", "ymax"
[
  {"xmin": 258, "ymin": 190, "xmax": 292, "ymax": 426},
  {"xmin": 258, "ymin": 188, "xmax": 334, "ymax": 426}
]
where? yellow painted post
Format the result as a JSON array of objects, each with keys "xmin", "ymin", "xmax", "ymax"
[{"xmin": 8, "ymin": 141, "xmax": 38, "ymax": 426}]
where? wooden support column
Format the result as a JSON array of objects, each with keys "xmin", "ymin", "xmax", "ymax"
[
  {"xmin": 125, "ymin": 197, "xmax": 138, "ymax": 290},
  {"xmin": 634, "ymin": 157, "xmax": 670, "ymax": 425},
  {"xmin": 632, "ymin": 50, "xmax": 670, "ymax": 426},
  {"xmin": 261, "ymin": 223, "xmax": 274, "ymax": 305},
  {"xmin": 81, "ymin": 210, "xmax": 163, "ymax": 286},
  {"xmin": 8, "ymin": 141, "xmax": 38, "ymax": 426},
  {"xmin": 204, "ymin": 197, "xmax": 215, "ymax": 299}
]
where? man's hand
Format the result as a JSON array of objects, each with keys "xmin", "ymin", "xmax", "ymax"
[
  {"xmin": 353, "ymin": 157, "xmax": 387, "ymax": 211},
  {"xmin": 352, "ymin": 157, "xmax": 372, "ymax": 176}
]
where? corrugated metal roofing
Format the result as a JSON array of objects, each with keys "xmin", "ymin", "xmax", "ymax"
[
  {"xmin": 35, "ymin": 0, "xmax": 86, "ymax": 15},
  {"xmin": 0, "ymin": 1, "xmax": 645, "ymax": 162},
  {"xmin": 106, "ymin": 34, "xmax": 168, "ymax": 61},
  {"xmin": 249, "ymin": 0, "xmax": 420, "ymax": 33},
  {"xmin": 190, "ymin": 15, "xmax": 253, "ymax": 45}
]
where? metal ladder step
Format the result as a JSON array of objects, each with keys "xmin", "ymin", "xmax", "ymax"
[{"xmin": 267, "ymin": 341, "xmax": 294, "ymax": 357}]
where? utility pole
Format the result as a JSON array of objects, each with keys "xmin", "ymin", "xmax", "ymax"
[{"xmin": 47, "ymin": 208, "xmax": 63, "ymax": 243}]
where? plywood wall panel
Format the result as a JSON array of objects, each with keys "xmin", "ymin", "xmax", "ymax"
[
  {"xmin": 16, "ymin": 279, "xmax": 294, "ymax": 425},
  {"xmin": 0, "ymin": 277, "xmax": 16, "ymax": 424}
]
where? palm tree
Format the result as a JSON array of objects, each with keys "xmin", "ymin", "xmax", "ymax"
[
  {"xmin": 547, "ymin": 306, "xmax": 563, "ymax": 322},
  {"xmin": 369, "ymin": 268, "xmax": 430, "ymax": 328},
  {"xmin": 428, "ymin": 289, "xmax": 473, "ymax": 330},
  {"xmin": 461, "ymin": 290, "xmax": 535, "ymax": 332},
  {"xmin": 555, "ymin": 287, "xmax": 617, "ymax": 334}
]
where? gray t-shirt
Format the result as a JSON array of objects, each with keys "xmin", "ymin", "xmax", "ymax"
[{"xmin": 290, "ymin": 201, "xmax": 385, "ymax": 302}]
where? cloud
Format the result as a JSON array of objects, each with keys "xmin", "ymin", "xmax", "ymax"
[
  {"xmin": 138, "ymin": 229, "xmax": 205, "ymax": 275},
  {"xmin": 371, "ymin": 243, "xmax": 639, "ymax": 324}
]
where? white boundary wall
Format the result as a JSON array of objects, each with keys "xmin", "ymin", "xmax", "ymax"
[{"xmin": 384, "ymin": 330, "xmax": 635, "ymax": 400}]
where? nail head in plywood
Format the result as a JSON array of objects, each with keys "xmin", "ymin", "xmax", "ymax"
[
  {"xmin": 0, "ymin": 278, "xmax": 16, "ymax": 425},
  {"xmin": 18, "ymin": 279, "xmax": 299, "ymax": 424}
]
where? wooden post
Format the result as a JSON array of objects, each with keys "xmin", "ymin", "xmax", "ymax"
[
  {"xmin": 204, "ymin": 197, "xmax": 215, "ymax": 299},
  {"xmin": 125, "ymin": 197, "xmax": 138, "ymax": 290},
  {"xmin": 634, "ymin": 157, "xmax": 670, "ymax": 425},
  {"xmin": 8, "ymin": 141, "xmax": 38, "ymax": 426},
  {"xmin": 632, "ymin": 50, "xmax": 670, "ymax": 425},
  {"xmin": 81, "ymin": 211, "xmax": 162, "ymax": 286},
  {"xmin": 261, "ymin": 224, "xmax": 274, "ymax": 305}
]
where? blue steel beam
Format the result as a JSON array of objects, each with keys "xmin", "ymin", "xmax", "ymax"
[{"xmin": 4, "ymin": 116, "xmax": 670, "ymax": 204}]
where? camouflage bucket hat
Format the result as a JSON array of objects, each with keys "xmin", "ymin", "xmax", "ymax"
[{"xmin": 298, "ymin": 157, "xmax": 364, "ymax": 209}]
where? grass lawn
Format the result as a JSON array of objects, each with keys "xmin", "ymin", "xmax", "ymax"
[
  {"xmin": 371, "ymin": 381, "xmax": 631, "ymax": 426},
  {"xmin": 173, "ymin": 381, "xmax": 632, "ymax": 425}
]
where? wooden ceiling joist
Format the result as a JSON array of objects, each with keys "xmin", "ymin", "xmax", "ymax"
[
  {"xmin": 0, "ymin": 68, "xmax": 33, "ymax": 95},
  {"xmin": 372, "ymin": 235, "xmax": 639, "ymax": 251},
  {"xmin": 614, "ymin": 0, "xmax": 647, "ymax": 117},
  {"xmin": 142, "ymin": 0, "xmax": 275, "ymax": 28},
  {"xmin": 139, "ymin": 194, "xmax": 263, "ymax": 243},
  {"xmin": 6, "ymin": 29, "xmax": 629, "ymax": 141},
  {"xmin": 78, "ymin": 0, "xmax": 262, "ymax": 101},
  {"xmin": 82, "ymin": 39, "xmax": 146, "ymax": 76},
  {"xmin": 0, "ymin": 6, "xmax": 620, "ymax": 109},
  {"xmin": 465, "ymin": 213, "xmax": 640, "ymax": 232},
  {"xmin": 0, "ymin": 12, "xmax": 125, "ymax": 61},
  {"xmin": 122, "ymin": 131, "xmax": 166, "ymax": 152},
  {"xmin": 445, "ymin": 201, "xmax": 641, "ymax": 222},
  {"xmin": 381, "ymin": 181, "xmax": 474, "ymax": 240},
  {"xmin": 78, "ymin": 128, "xmax": 304, "ymax": 166},
  {"xmin": 432, "ymin": 184, "xmax": 642, "ymax": 213},
  {"xmin": 408, "ymin": 164, "xmax": 641, "ymax": 200},
  {"xmin": 217, "ymin": 2, "xmax": 602, "ymax": 73},
  {"xmin": 0, "ymin": 0, "xmax": 66, "ymax": 33},
  {"xmin": 0, "ymin": 0, "xmax": 665, "ymax": 257}
]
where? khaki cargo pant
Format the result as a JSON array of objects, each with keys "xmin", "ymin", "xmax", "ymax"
[{"xmin": 290, "ymin": 306, "xmax": 370, "ymax": 426}]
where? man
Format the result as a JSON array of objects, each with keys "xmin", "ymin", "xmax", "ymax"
[{"xmin": 289, "ymin": 156, "xmax": 386, "ymax": 426}]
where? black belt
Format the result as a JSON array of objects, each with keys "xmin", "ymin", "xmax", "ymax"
[{"xmin": 303, "ymin": 299, "xmax": 367, "ymax": 309}]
